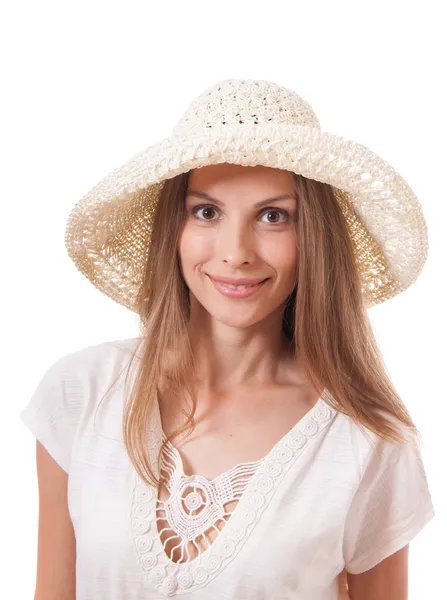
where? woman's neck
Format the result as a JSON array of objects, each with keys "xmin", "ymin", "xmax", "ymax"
[{"xmin": 186, "ymin": 322, "xmax": 295, "ymax": 391}]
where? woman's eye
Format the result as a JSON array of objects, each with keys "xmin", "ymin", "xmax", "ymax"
[
  {"xmin": 191, "ymin": 205, "xmax": 290, "ymax": 224},
  {"xmin": 260, "ymin": 209, "xmax": 289, "ymax": 224},
  {"xmin": 192, "ymin": 206, "xmax": 220, "ymax": 221}
]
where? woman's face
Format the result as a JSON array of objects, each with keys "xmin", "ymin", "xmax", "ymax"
[{"xmin": 178, "ymin": 163, "xmax": 298, "ymax": 330}]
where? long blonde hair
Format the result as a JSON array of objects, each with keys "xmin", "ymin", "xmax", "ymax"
[{"xmin": 114, "ymin": 169, "xmax": 420, "ymax": 487}]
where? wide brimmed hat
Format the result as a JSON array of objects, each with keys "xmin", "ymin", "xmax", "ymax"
[{"xmin": 65, "ymin": 78, "xmax": 428, "ymax": 312}]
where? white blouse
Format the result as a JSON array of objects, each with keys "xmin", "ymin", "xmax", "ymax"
[{"xmin": 20, "ymin": 337, "xmax": 435, "ymax": 599}]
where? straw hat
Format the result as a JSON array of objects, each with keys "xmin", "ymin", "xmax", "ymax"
[{"xmin": 64, "ymin": 78, "xmax": 428, "ymax": 312}]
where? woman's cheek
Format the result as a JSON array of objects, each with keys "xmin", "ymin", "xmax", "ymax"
[{"xmin": 179, "ymin": 227, "xmax": 213, "ymax": 270}]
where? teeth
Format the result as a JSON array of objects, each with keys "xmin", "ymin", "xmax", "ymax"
[{"xmin": 223, "ymin": 283, "xmax": 258, "ymax": 289}]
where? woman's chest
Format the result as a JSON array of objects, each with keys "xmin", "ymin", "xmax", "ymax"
[
  {"xmin": 68, "ymin": 418, "xmax": 356, "ymax": 598},
  {"xmin": 157, "ymin": 386, "xmax": 322, "ymax": 481}
]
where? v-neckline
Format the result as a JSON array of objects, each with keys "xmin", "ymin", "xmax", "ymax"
[
  {"xmin": 160, "ymin": 390, "xmax": 329, "ymax": 485},
  {"xmin": 130, "ymin": 388, "xmax": 337, "ymax": 596}
]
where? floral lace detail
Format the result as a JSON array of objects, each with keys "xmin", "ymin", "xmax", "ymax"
[
  {"xmin": 156, "ymin": 440, "xmax": 262, "ymax": 563},
  {"xmin": 130, "ymin": 392, "xmax": 336, "ymax": 596}
]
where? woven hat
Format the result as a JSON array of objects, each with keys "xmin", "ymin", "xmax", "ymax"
[{"xmin": 65, "ymin": 78, "xmax": 428, "ymax": 312}]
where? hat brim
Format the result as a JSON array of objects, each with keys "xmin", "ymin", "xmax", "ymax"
[{"xmin": 65, "ymin": 122, "xmax": 428, "ymax": 313}]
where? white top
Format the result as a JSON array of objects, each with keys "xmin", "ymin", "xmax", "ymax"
[{"xmin": 20, "ymin": 337, "xmax": 435, "ymax": 599}]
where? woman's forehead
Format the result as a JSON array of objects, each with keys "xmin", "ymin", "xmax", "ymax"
[{"xmin": 187, "ymin": 163, "xmax": 296, "ymax": 194}]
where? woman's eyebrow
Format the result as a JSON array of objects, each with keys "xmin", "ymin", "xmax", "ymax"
[{"xmin": 186, "ymin": 190, "xmax": 296, "ymax": 209}]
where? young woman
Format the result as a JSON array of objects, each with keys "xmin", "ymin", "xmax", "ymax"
[{"xmin": 21, "ymin": 79, "xmax": 435, "ymax": 600}]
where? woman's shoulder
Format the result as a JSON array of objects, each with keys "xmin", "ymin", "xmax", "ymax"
[
  {"xmin": 326, "ymin": 400, "xmax": 425, "ymax": 495},
  {"xmin": 20, "ymin": 336, "xmax": 143, "ymax": 472},
  {"xmin": 50, "ymin": 336, "xmax": 142, "ymax": 377},
  {"xmin": 27, "ymin": 336, "xmax": 142, "ymax": 399}
]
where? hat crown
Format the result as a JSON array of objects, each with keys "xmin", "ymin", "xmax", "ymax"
[{"xmin": 171, "ymin": 79, "xmax": 321, "ymax": 137}]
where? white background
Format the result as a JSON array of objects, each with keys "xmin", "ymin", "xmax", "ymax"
[{"xmin": 1, "ymin": 1, "xmax": 445, "ymax": 598}]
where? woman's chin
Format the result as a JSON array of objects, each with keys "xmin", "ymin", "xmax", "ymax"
[{"xmin": 198, "ymin": 303, "xmax": 269, "ymax": 330}]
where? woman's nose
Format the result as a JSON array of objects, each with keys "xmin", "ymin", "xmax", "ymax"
[{"xmin": 217, "ymin": 218, "xmax": 256, "ymax": 267}]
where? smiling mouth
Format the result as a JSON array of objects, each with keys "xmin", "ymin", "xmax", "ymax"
[
  {"xmin": 206, "ymin": 274, "xmax": 269, "ymax": 286},
  {"xmin": 217, "ymin": 281, "xmax": 267, "ymax": 289},
  {"xmin": 207, "ymin": 275, "xmax": 270, "ymax": 298}
]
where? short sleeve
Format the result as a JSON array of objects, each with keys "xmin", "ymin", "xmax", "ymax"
[
  {"xmin": 343, "ymin": 431, "xmax": 435, "ymax": 574},
  {"xmin": 20, "ymin": 354, "xmax": 84, "ymax": 474}
]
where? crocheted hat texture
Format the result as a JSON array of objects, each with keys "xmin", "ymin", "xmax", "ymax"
[{"xmin": 65, "ymin": 78, "xmax": 428, "ymax": 312}]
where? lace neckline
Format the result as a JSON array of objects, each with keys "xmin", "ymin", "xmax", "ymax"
[{"xmin": 130, "ymin": 388, "xmax": 337, "ymax": 596}]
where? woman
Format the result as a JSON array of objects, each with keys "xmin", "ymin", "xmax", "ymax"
[{"xmin": 21, "ymin": 79, "xmax": 435, "ymax": 599}]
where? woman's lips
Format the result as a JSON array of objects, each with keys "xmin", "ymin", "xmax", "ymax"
[{"xmin": 207, "ymin": 275, "xmax": 269, "ymax": 298}]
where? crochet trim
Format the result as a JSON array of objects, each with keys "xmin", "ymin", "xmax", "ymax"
[{"xmin": 130, "ymin": 393, "xmax": 336, "ymax": 596}]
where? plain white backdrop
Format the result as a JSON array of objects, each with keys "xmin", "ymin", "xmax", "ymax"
[{"xmin": 1, "ymin": 1, "xmax": 445, "ymax": 598}]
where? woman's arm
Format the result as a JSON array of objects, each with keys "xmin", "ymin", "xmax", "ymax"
[
  {"xmin": 346, "ymin": 546, "xmax": 409, "ymax": 600},
  {"xmin": 33, "ymin": 441, "xmax": 76, "ymax": 600}
]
